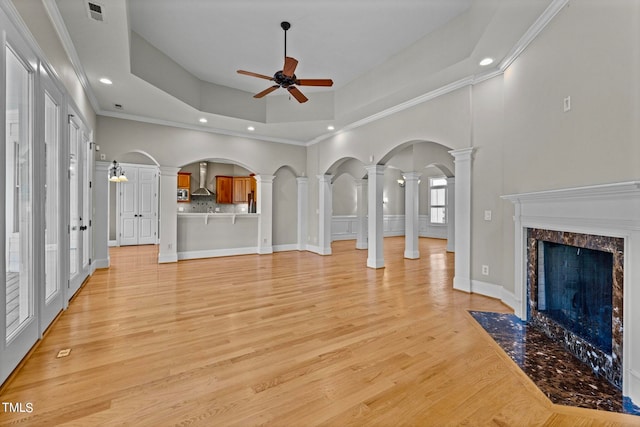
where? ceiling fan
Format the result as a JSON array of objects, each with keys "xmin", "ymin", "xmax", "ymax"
[{"xmin": 237, "ymin": 21, "xmax": 333, "ymax": 103}]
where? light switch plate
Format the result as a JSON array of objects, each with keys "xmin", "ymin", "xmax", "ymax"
[{"xmin": 484, "ymin": 210, "xmax": 492, "ymax": 221}]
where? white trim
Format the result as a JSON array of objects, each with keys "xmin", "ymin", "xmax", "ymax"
[
  {"xmin": 498, "ymin": 0, "xmax": 569, "ymax": 72},
  {"xmin": 92, "ymin": 258, "xmax": 109, "ymax": 269},
  {"xmin": 177, "ymin": 247, "xmax": 258, "ymax": 260},
  {"xmin": 304, "ymin": 244, "xmax": 323, "ymax": 255},
  {"xmin": 470, "ymin": 280, "xmax": 518, "ymax": 312},
  {"xmin": 108, "ymin": 240, "xmax": 118, "ymax": 247},
  {"xmin": 99, "ymin": 110, "xmax": 307, "ymax": 147},
  {"xmin": 273, "ymin": 244, "xmax": 299, "ymax": 252},
  {"xmin": 41, "ymin": 0, "xmax": 101, "ymax": 112},
  {"xmin": 158, "ymin": 253, "xmax": 178, "ymax": 263},
  {"xmin": 502, "ymin": 181, "xmax": 640, "ymax": 405}
]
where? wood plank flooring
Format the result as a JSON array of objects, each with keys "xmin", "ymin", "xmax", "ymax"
[{"xmin": 2, "ymin": 238, "xmax": 639, "ymax": 426}]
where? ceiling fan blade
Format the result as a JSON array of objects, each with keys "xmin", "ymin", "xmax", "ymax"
[
  {"xmin": 237, "ymin": 70, "xmax": 274, "ymax": 80},
  {"xmin": 295, "ymin": 79, "xmax": 334, "ymax": 87},
  {"xmin": 287, "ymin": 86, "xmax": 308, "ymax": 103},
  {"xmin": 282, "ymin": 56, "xmax": 298, "ymax": 77},
  {"xmin": 254, "ymin": 85, "xmax": 280, "ymax": 98}
]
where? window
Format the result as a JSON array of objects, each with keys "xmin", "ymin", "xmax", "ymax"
[{"xmin": 429, "ymin": 177, "xmax": 447, "ymax": 224}]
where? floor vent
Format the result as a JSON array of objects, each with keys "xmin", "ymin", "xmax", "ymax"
[{"xmin": 86, "ymin": 1, "xmax": 105, "ymax": 22}]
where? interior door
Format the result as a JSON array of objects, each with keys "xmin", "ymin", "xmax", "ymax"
[
  {"xmin": 137, "ymin": 167, "xmax": 157, "ymax": 245},
  {"xmin": 40, "ymin": 70, "xmax": 64, "ymax": 328},
  {"xmin": 119, "ymin": 167, "xmax": 139, "ymax": 246},
  {"xmin": 68, "ymin": 114, "xmax": 91, "ymax": 297}
]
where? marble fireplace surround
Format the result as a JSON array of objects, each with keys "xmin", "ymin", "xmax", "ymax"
[
  {"xmin": 526, "ymin": 228, "xmax": 623, "ymax": 388},
  {"xmin": 503, "ymin": 181, "xmax": 640, "ymax": 406}
]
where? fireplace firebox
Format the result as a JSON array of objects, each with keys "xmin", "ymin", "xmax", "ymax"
[{"xmin": 527, "ymin": 228, "xmax": 624, "ymax": 389}]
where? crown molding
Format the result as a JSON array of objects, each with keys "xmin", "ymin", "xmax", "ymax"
[
  {"xmin": 306, "ymin": 0, "xmax": 570, "ymax": 147},
  {"xmin": 499, "ymin": 0, "xmax": 569, "ymax": 71},
  {"xmin": 98, "ymin": 110, "xmax": 307, "ymax": 147},
  {"xmin": 41, "ymin": 0, "xmax": 100, "ymax": 113},
  {"xmin": 28, "ymin": 0, "xmax": 568, "ymax": 149}
]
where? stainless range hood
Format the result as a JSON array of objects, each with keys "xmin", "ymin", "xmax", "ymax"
[{"xmin": 191, "ymin": 162, "xmax": 212, "ymax": 196}]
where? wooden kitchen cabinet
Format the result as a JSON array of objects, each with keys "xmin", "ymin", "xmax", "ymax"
[
  {"xmin": 233, "ymin": 177, "xmax": 250, "ymax": 203},
  {"xmin": 216, "ymin": 176, "xmax": 233, "ymax": 204},
  {"xmin": 177, "ymin": 172, "xmax": 191, "ymax": 189}
]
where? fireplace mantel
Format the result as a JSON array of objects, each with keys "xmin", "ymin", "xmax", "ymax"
[{"xmin": 502, "ymin": 181, "xmax": 640, "ymax": 405}]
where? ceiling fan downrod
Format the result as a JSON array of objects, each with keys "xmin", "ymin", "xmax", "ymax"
[{"xmin": 281, "ymin": 21, "xmax": 290, "ymax": 58}]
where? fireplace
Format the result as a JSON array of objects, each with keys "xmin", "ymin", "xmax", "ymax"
[
  {"xmin": 527, "ymin": 228, "xmax": 623, "ymax": 388},
  {"xmin": 502, "ymin": 181, "xmax": 640, "ymax": 406}
]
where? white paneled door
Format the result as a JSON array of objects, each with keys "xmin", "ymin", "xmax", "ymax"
[
  {"xmin": 68, "ymin": 113, "xmax": 92, "ymax": 298},
  {"xmin": 119, "ymin": 164, "xmax": 158, "ymax": 246}
]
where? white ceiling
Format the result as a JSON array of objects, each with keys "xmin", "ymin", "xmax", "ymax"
[
  {"xmin": 51, "ymin": 0, "xmax": 555, "ymax": 145},
  {"xmin": 128, "ymin": 0, "xmax": 472, "ymax": 93}
]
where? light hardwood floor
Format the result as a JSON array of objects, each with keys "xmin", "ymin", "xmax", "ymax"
[{"xmin": 1, "ymin": 238, "xmax": 639, "ymax": 426}]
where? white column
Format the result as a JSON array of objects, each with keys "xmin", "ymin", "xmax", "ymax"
[
  {"xmin": 355, "ymin": 179, "xmax": 368, "ymax": 250},
  {"xmin": 446, "ymin": 176, "xmax": 455, "ymax": 253},
  {"xmin": 158, "ymin": 166, "xmax": 180, "ymax": 263},
  {"xmin": 365, "ymin": 165, "xmax": 385, "ymax": 269},
  {"xmin": 256, "ymin": 174, "xmax": 275, "ymax": 254},
  {"xmin": 93, "ymin": 161, "xmax": 110, "ymax": 268},
  {"xmin": 449, "ymin": 148, "xmax": 474, "ymax": 292},
  {"xmin": 296, "ymin": 177, "xmax": 308, "ymax": 251},
  {"xmin": 317, "ymin": 175, "xmax": 333, "ymax": 255},
  {"xmin": 403, "ymin": 172, "xmax": 421, "ymax": 259}
]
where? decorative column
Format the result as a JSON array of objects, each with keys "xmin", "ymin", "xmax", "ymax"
[
  {"xmin": 93, "ymin": 161, "xmax": 110, "ymax": 268},
  {"xmin": 449, "ymin": 148, "xmax": 474, "ymax": 292},
  {"xmin": 446, "ymin": 176, "xmax": 455, "ymax": 253},
  {"xmin": 365, "ymin": 165, "xmax": 385, "ymax": 269},
  {"xmin": 355, "ymin": 179, "xmax": 368, "ymax": 250},
  {"xmin": 403, "ymin": 171, "xmax": 421, "ymax": 259},
  {"xmin": 256, "ymin": 174, "xmax": 275, "ymax": 254},
  {"xmin": 317, "ymin": 174, "xmax": 333, "ymax": 255},
  {"xmin": 296, "ymin": 177, "xmax": 308, "ymax": 251},
  {"xmin": 158, "ymin": 166, "xmax": 180, "ymax": 263}
]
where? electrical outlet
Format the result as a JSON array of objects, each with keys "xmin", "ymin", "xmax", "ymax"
[
  {"xmin": 482, "ymin": 265, "xmax": 489, "ymax": 276},
  {"xmin": 484, "ymin": 210, "xmax": 492, "ymax": 221},
  {"xmin": 563, "ymin": 96, "xmax": 571, "ymax": 112}
]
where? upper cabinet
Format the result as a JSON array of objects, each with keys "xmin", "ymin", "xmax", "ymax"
[
  {"xmin": 216, "ymin": 176, "xmax": 233, "ymax": 204},
  {"xmin": 177, "ymin": 172, "xmax": 191, "ymax": 189}
]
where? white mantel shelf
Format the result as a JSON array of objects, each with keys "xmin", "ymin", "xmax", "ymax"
[{"xmin": 502, "ymin": 181, "xmax": 640, "ymax": 202}]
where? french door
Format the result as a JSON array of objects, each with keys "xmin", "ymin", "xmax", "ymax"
[
  {"xmin": 68, "ymin": 114, "xmax": 92, "ymax": 297},
  {"xmin": 39, "ymin": 67, "xmax": 65, "ymax": 328},
  {"xmin": 2, "ymin": 25, "xmax": 38, "ymax": 384}
]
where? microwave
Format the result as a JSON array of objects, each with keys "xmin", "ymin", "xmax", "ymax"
[{"xmin": 177, "ymin": 188, "xmax": 189, "ymax": 202}]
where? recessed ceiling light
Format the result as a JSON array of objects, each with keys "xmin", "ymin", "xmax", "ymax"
[
  {"xmin": 479, "ymin": 57, "xmax": 494, "ymax": 66},
  {"xmin": 99, "ymin": 77, "xmax": 113, "ymax": 85},
  {"xmin": 247, "ymin": 126, "xmax": 255, "ymax": 131},
  {"xmin": 327, "ymin": 125, "xmax": 335, "ymax": 131},
  {"xmin": 199, "ymin": 118, "xmax": 208, "ymax": 123}
]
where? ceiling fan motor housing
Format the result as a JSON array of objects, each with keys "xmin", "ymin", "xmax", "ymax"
[{"xmin": 274, "ymin": 71, "xmax": 297, "ymax": 88}]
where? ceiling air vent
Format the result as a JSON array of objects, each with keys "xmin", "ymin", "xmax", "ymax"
[{"xmin": 86, "ymin": 1, "xmax": 105, "ymax": 22}]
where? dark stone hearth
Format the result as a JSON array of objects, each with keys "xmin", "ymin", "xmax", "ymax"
[{"xmin": 469, "ymin": 311, "xmax": 640, "ymax": 416}]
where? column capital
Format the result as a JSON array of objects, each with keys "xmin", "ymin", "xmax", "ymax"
[
  {"xmin": 354, "ymin": 178, "xmax": 368, "ymax": 187},
  {"xmin": 402, "ymin": 171, "xmax": 422, "ymax": 181},
  {"xmin": 255, "ymin": 174, "xmax": 275, "ymax": 184},
  {"xmin": 296, "ymin": 176, "xmax": 309, "ymax": 184},
  {"xmin": 448, "ymin": 147, "xmax": 475, "ymax": 162},
  {"xmin": 317, "ymin": 174, "xmax": 334, "ymax": 183},
  {"xmin": 365, "ymin": 164, "xmax": 386, "ymax": 176},
  {"xmin": 159, "ymin": 166, "xmax": 181, "ymax": 176}
]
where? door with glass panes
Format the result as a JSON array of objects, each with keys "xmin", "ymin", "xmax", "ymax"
[{"xmin": 68, "ymin": 113, "xmax": 92, "ymax": 298}]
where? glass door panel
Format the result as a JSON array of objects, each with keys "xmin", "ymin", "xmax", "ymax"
[
  {"xmin": 69, "ymin": 120, "xmax": 78, "ymax": 280},
  {"xmin": 5, "ymin": 47, "xmax": 33, "ymax": 341},
  {"xmin": 44, "ymin": 91, "xmax": 59, "ymax": 301}
]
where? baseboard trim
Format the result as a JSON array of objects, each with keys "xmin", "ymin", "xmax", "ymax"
[
  {"xmin": 108, "ymin": 240, "xmax": 118, "ymax": 247},
  {"xmin": 178, "ymin": 247, "xmax": 257, "ymax": 260},
  {"xmin": 273, "ymin": 244, "xmax": 299, "ymax": 252},
  {"xmin": 158, "ymin": 253, "xmax": 178, "ymax": 263},
  {"xmin": 92, "ymin": 258, "xmax": 109, "ymax": 269},
  {"xmin": 470, "ymin": 279, "xmax": 518, "ymax": 313}
]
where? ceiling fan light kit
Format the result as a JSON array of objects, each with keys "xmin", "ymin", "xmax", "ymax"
[{"xmin": 237, "ymin": 21, "xmax": 333, "ymax": 103}]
